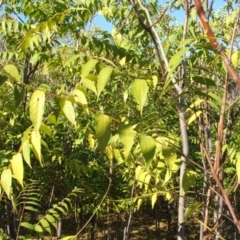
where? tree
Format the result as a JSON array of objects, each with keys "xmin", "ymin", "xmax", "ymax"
[{"xmin": 0, "ymin": 0, "xmax": 240, "ymax": 239}]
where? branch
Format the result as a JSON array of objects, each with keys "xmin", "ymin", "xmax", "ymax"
[{"xmin": 194, "ymin": 0, "xmax": 240, "ymax": 86}]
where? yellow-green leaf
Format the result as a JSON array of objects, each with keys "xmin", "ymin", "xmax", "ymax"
[
  {"xmin": 31, "ymin": 130, "xmax": 42, "ymax": 164},
  {"xmin": 139, "ymin": 134, "xmax": 156, "ymax": 162},
  {"xmin": 29, "ymin": 90, "xmax": 45, "ymax": 131},
  {"xmin": 182, "ymin": 170, "xmax": 198, "ymax": 195},
  {"xmin": 131, "ymin": 79, "xmax": 149, "ymax": 115},
  {"xmin": 60, "ymin": 99, "xmax": 76, "ymax": 124},
  {"xmin": 81, "ymin": 59, "xmax": 98, "ymax": 76},
  {"xmin": 187, "ymin": 111, "xmax": 202, "ymax": 125},
  {"xmin": 118, "ymin": 122, "xmax": 136, "ymax": 159},
  {"xmin": 22, "ymin": 139, "xmax": 31, "ymax": 167},
  {"xmin": 40, "ymin": 124, "xmax": 52, "ymax": 136},
  {"xmin": 151, "ymin": 192, "xmax": 158, "ymax": 209},
  {"xmin": 40, "ymin": 218, "xmax": 51, "ymax": 234},
  {"xmin": 81, "ymin": 77, "xmax": 97, "ymax": 95},
  {"xmin": 3, "ymin": 64, "xmax": 21, "ymax": 82},
  {"xmin": 34, "ymin": 224, "xmax": 43, "ymax": 233},
  {"xmin": 1, "ymin": 169, "xmax": 12, "ymax": 198},
  {"xmin": 11, "ymin": 153, "xmax": 24, "ymax": 186},
  {"xmin": 236, "ymin": 152, "xmax": 240, "ymax": 183},
  {"xmin": 95, "ymin": 114, "xmax": 112, "ymax": 152},
  {"xmin": 97, "ymin": 66, "xmax": 113, "ymax": 98},
  {"xmin": 231, "ymin": 51, "xmax": 239, "ymax": 68}
]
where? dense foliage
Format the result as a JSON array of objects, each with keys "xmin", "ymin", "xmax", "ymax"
[{"xmin": 0, "ymin": 0, "xmax": 240, "ymax": 239}]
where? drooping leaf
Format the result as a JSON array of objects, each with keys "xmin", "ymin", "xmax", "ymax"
[
  {"xmin": 31, "ymin": 130, "xmax": 42, "ymax": 164},
  {"xmin": 95, "ymin": 114, "xmax": 112, "ymax": 152},
  {"xmin": 45, "ymin": 214, "xmax": 57, "ymax": 229},
  {"xmin": 3, "ymin": 64, "xmax": 21, "ymax": 82},
  {"xmin": 81, "ymin": 59, "xmax": 98, "ymax": 76},
  {"xmin": 81, "ymin": 77, "xmax": 97, "ymax": 95},
  {"xmin": 1, "ymin": 169, "xmax": 12, "ymax": 198},
  {"xmin": 22, "ymin": 139, "xmax": 31, "ymax": 167},
  {"xmin": 192, "ymin": 76, "xmax": 216, "ymax": 86},
  {"xmin": 97, "ymin": 66, "xmax": 113, "ymax": 98},
  {"xmin": 187, "ymin": 111, "xmax": 202, "ymax": 125},
  {"xmin": 11, "ymin": 153, "xmax": 24, "ymax": 186},
  {"xmin": 60, "ymin": 99, "xmax": 76, "ymax": 125},
  {"xmin": 20, "ymin": 222, "xmax": 34, "ymax": 230},
  {"xmin": 40, "ymin": 124, "xmax": 52, "ymax": 136},
  {"xmin": 34, "ymin": 224, "xmax": 43, "ymax": 233},
  {"xmin": 182, "ymin": 170, "xmax": 198, "ymax": 195},
  {"xmin": 40, "ymin": 218, "xmax": 51, "ymax": 234},
  {"xmin": 29, "ymin": 89, "xmax": 45, "ymax": 131},
  {"xmin": 151, "ymin": 192, "xmax": 158, "ymax": 209},
  {"xmin": 131, "ymin": 79, "xmax": 149, "ymax": 115},
  {"xmin": 118, "ymin": 122, "xmax": 136, "ymax": 159},
  {"xmin": 139, "ymin": 134, "xmax": 156, "ymax": 162},
  {"xmin": 162, "ymin": 147, "xmax": 179, "ymax": 172}
]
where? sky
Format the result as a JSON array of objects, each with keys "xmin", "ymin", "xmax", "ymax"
[{"xmin": 92, "ymin": 1, "xmax": 235, "ymax": 32}]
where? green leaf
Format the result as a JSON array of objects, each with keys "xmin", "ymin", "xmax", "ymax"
[
  {"xmin": 40, "ymin": 218, "xmax": 51, "ymax": 234},
  {"xmin": 72, "ymin": 89, "xmax": 88, "ymax": 106},
  {"xmin": 20, "ymin": 222, "xmax": 34, "ymax": 230},
  {"xmin": 231, "ymin": 51, "xmax": 239, "ymax": 68},
  {"xmin": 45, "ymin": 214, "xmax": 57, "ymax": 229},
  {"xmin": 97, "ymin": 66, "xmax": 113, "ymax": 98},
  {"xmin": 3, "ymin": 64, "xmax": 21, "ymax": 82},
  {"xmin": 139, "ymin": 134, "xmax": 156, "ymax": 162},
  {"xmin": 184, "ymin": 202, "xmax": 202, "ymax": 219},
  {"xmin": 29, "ymin": 89, "xmax": 45, "ymax": 131},
  {"xmin": 187, "ymin": 111, "xmax": 202, "ymax": 125},
  {"xmin": 192, "ymin": 76, "xmax": 216, "ymax": 86},
  {"xmin": 118, "ymin": 122, "xmax": 136, "ymax": 159},
  {"xmin": 162, "ymin": 147, "xmax": 179, "ymax": 172},
  {"xmin": 25, "ymin": 206, "xmax": 39, "ymax": 212},
  {"xmin": 31, "ymin": 130, "xmax": 42, "ymax": 164},
  {"xmin": 0, "ymin": 75, "xmax": 8, "ymax": 86},
  {"xmin": 22, "ymin": 139, "xmax": 31, "ymax": 167},
  {"xmin": 61, "ymin": 236, "xmax": 77, "ymax": 240},
  {"xmin": 81, "ymin": 59, "xmax": 98, "ymax": 76},
  {"xmin": 236, "ymin": 152, "xmax": 240, "ymax": 183},
  {"xmin": 81, "ymin": 77, "xmax": 97, "ymax": 95},
  {"xmin": 1, "ymin": 169, "xmax": 12, "ymax": 198},
  {"xmin": 182, "ymin": 170, "xmax": 198, "ymax": 195},
  {"xmin": 11, "ymin": 153, "xmax": 24, "ymax": 187},
  {"xmin": 40, "ymin": 124, "xmax": 52, "ymax": 136},
  {"xmin": 168, "ymin": 47, "xmax": 190, "ymax": 74},
  {"xmin": 131, "ymin": 79, "xmax": 149, "ymax": 115},
  {"xmin": 34, "ymin": 224, "xmax": 43, "ymax": 233},
  {"xmin": 60, "ymin": 99, "xmax": 76, "ymax": 125},
  {"xmin": 151, "ymin": 192, "xmax": 158, "ymax": 209},
  {"xmin": 14, "ymin": 85, "xmax": 25, "ymax": 108},
  {"xmin": 95, "ymin": 114, "xmax": 112, "ymax": 152}
]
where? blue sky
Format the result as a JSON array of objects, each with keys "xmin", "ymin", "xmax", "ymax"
[{"xmin": 92, "ymin": 1, "xmax": 234, "ymax": 32}]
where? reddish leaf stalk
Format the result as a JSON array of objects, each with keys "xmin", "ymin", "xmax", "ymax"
[{"xmin": 194, "ymin": 0, "xmax": 240, "ymax": 86}]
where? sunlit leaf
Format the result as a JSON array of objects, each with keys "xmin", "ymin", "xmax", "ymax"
[
  {"xmin": 34, "ymin": 224, "xmax": 43, "ymax": 233},
  {"xmin": 20, "ymin": 222, "xmax": 34, "ymax": 230},
  {"xmin": 97, "ymin": 66, "xmax": 113, "ymax": 98},
  {"xmin": 139, "ymin": 134, "xmax": 156, "ymax": 162},
  {"xmin": 131, "ymin": 79, "xmax": 149, "ymax": 115},
  {"xmin": 40, "ymin": 218, "xmax": 51, "ymax": 234},
  {"xmin": 60, "ymin": 99, "xmax": 76, "ymax": 125},
  {"xmin": 236, "ymin": 152, "xmax": 240, "ymax": 183},
  {"xmin": 45, "ymin": 214, "xmax": 57, "ymax": 229},
  {"xmin": 3, "ymin": 64, "xmax": 21, "ymax": 82},
  {"xmin": 151, "ymin": 192, "xmax": 158, "ymax": 209},
  {"xmin": 29, "ymin": 89, "xmax": 45, "ymax": 131},
  {"xmin": 81, "ymin": 59, "xmax": 98, "ymax": 76},
  {"xmin": 95, "ymin": 114, "xmax": 112, "ymax": 152},
  {"xmin": 187, "ymin": 111, "xmax": 202, "ymax": 125},
  {"xmin": 118, "ymin": 122, "xmax": 136, "ymax": 159},
  {"xmin": 11, "ymin": 153, "xmax": 24, "ymax": 186},
  {"xmin": 1, "ymin": 169, "xmax": 12, "ymax": 198},
  {"xmin": 31, "ymin": 130, "xmax": 42, "ymax": 164}
]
